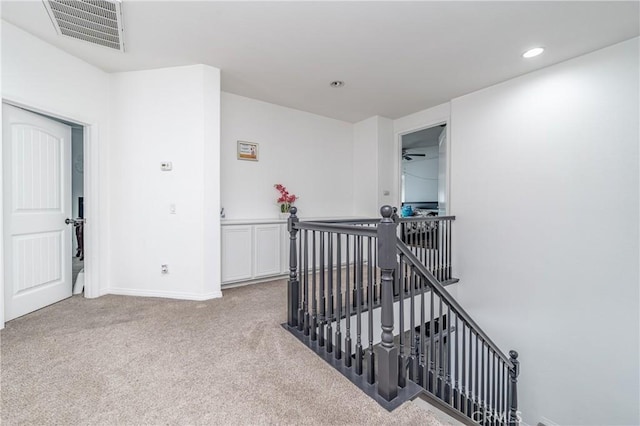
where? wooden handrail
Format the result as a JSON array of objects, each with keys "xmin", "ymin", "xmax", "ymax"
[
  {"xmin": 295, "ymin": 221, "xmax": 378, "ymax": 237},
  {"xmin": 396, "ymin": 237, "xmax": 514, "ymax": 368}
]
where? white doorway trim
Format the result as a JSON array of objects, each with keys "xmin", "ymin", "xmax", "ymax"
[
  {"xmin": 395, "ymin": 115, "xmax": 451, "ymax": 215},
  {"xmin": 1, "ymin": 97, "xmax": 104, "ymax": 329}
]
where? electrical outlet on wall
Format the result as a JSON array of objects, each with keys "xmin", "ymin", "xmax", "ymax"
[{"xmin": 161, "ymin": 264, "xmax": 169, "ymax": 274}]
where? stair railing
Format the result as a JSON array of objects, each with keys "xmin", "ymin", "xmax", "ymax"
[
  {"xmin": 285, "ymin": 206, "xmax": 520, "ymax": 425},
  {"xmin": 398, "ymin": 215, "xmax": 455, "ymax": 282}
]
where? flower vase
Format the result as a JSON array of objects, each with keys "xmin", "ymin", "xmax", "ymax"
[{"xmin": 279, "ymin": 203, "xmax": 292, "ymax": 219}]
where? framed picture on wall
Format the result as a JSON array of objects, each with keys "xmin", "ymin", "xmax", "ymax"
[{"xmin": 237, "ymin": 141, "xmax": 259, "ymax": 161}]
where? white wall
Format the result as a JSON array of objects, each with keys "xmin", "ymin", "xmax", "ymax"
[
  {"xmin": 376, "ymin": 116, "xmax": 395, "ymax": 211},
  {"xmin": 353, "ymin": 117, "xmax": 379, "ymax": 217},
  {"xmin": 220, "ymin": 92, "xmax": 354, "ymax": 219},
  {"xmin": 109, "ymin": 65, "xmax": 221, "ymax": 300},
  {"xmin": 450, "ymin": 38, "xmax": 639, "ymax": 425},
  {"xmin": 352, "ymin": 115, "xmax": 395, "ymax": 217},
  {"xmin": 1, "ymin": 21, "xmax": 111, "ymax": 308},
  {"xmin": 202, "ymin": 67, "xmax": 221, "ymax": 299}
]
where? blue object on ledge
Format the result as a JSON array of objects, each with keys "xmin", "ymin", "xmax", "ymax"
[{"xmin": 401, "ymin": 205, "xmax": 413, "ymax": 217}]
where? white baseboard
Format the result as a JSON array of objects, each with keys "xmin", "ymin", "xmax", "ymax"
[{"xmin": 107, "ymin": 287, "xmax": 223, "ymax": 301}]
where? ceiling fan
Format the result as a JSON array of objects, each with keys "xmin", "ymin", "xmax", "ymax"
[{"xmin": 402, "ymin": 149, "xmax": 426, "ymax": 161}]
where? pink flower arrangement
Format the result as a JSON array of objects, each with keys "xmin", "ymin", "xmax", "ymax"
[{"xmin": 274, "ymin": 184, "xmax": 298, "ymax": 213}]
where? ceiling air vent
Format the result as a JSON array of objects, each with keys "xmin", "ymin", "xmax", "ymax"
[{"xmin": 43, "ymin": 0, "xmax": 125, "ymax": 51}]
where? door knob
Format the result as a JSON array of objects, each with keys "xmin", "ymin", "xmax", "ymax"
[{"xmin": 65, "ymin": 218, "xmax": 85, "ymax": 225}]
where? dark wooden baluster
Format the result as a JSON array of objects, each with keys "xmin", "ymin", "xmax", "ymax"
[
  {"xmin": 303, "ymin": 230, "xmax": 310, "ymax": 335},
  {"xmin": 487, "ymin": 347, "xmax": 492, "ymax": 425},
  {"xmin": 410, "ymin": 221, "xmax": 414, "ymax": 258},
  {"xmin": 409, "ymin": 265, "xmax": 418, "ymax": 382},
  {"xmin": 440, "ymin": 220, "xmax": 444, "ymax": 280},
  {"xmin": 428, "ymin": 284, "xmax": 435, "ymax": 393},
  {"xmin": 474, "ymin": 333, "xmax": 480, "ymax": 416},
  {"xmin": 447, "ymin": 219, "xmax": 450, "ymax": 279},
  {"xmin": 319, "ymin": 232, "xmax": 326, "ymax": 347},
  {"xmin": 438, "ymin": 294, "xmax": 445, "ymax": 399},
  {"xmin": 430, "ymin": 222, "xmax": 435, "ymax": 276},
  {"xmin": 366, "ymin": 236, "xmax": 375, "ymax": 384},
  {"xmin": 398, "ymin": 253, "xmax": 406, "ymax": 388},
  {"xmin": 352, "ymin": 233, "xmax": 358, "ymax": 309},
  {"xmin": 360, "ymin": 235, "xmax": 365, "ymax": 307},
  {"xmin": 453, "ymin": 310, "xmax": 459, "ymax": 410},
  {"xmin": 438, "ymin": 220, "xmax": 442, "ymax": 280},
  {"xmin": 445, "ymin": 303, "xmax": 452, "ymax": 405},
  {"xmin": 485, "ymin": 347, "xmax": 490, "ymax": 426},
  {"xmin": 496, "ymin": 360, "xmax": 502, "ymax": 426},
  {"xmin": 461, "ymin": 320, "xmax": 467, "ymax": 416},
  {"xmin": 480, "ymin": 339, "xmax": 486, "ymax": 420},
  {"xmin": 448, "ymin": 219, "xmax": 452, "ymax": 280},
  {"xmin": 504, "ymin": 362, "xmax": 509, "ymax": 426},
  {"xmin": 335, "ymin": 234, "xmax": 342, "ymax": 360},
  {"xmin": 311, "ymin": 231, "xmax": 317, "ymax": 341},
  {"xmin": 355, "ymin": 236, "xmax": 363, "ymax": 375},
  {"xmin": 467, "ymin": 328, "xmax": 474, "ymax": 417},
  {"xmin": 419, "ymin": 221, "xmax": 424, "ymax": 266},
  {"xmin": 443, "ymin": 220, "xmax": 447, "ymax": 281},
  {"xmin": 487, "ymin": 348, "xmax": 492, "ymax": 425},
  {"xmin": 326, "ymin": 232, "xmax": 334, "ymax": 353},
  {"xmin": 344, "ymin": 235, "xmax": 352, "ymax": 368},
  {"xmin": 374, "ymin": 239, "xmax": 379, "ymax": 303},
  {"xmin": 298, "ymin": 229, "xmax": 303, "ymax": 329},
  {"xmin": 403, "ymin": 257, "xmax": 409, "ymax": 294},
  {"xmin": 491, "ymin": 352, "xmax": 499, "ymax": 424},
  {"xmin": 419, "ymin": 277, "xmax": 427, "ymax": 389}
]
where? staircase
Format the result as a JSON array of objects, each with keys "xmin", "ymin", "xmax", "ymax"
[{"xmin": 283, "ymin": 206, "xmax": 520, "ymax": 425}]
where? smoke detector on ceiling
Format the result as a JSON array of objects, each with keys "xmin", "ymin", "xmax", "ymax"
[{"xmin": 43, "ymin": 0, "xmax": 125, "ymax": 52}]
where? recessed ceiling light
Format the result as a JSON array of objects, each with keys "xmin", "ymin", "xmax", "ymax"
[
  {"xmin": 522, "ymin": 47, "xmax": 544, "ymax": 58},
  {"xmin": 330, "ymin": 81, "xmax": 345, "ymax": 88}
]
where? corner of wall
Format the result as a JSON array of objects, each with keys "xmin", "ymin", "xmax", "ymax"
[{"xmin": 201, "ymin": 64, "xmax": 222, "ymax": 297}]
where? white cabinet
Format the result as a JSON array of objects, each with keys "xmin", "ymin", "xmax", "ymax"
[
  {"xmin": 222, "ymin": 217, "xmax": 360, "ymax": 285},
  {"xmin": 221, "ymin": 221, "xmax": 286, "ymax": 285},
  {"xmin": 221, "ymin": 225, "xmax": 253, "ymax": 283},
  {"xmin": 254, "ymin": 224, "xmax": 281, "ymax": 277}
]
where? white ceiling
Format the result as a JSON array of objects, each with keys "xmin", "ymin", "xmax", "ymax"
[{"xmin": 2, "ymin": 1, "xmax": 638, "ymax": 123}]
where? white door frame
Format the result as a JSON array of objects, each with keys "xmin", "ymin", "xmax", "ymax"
[
  {"xmin": 1, "ymin": 98, "xmax": 103, "ymax": 328},
  {"xmin": 395, "ymin": 117, "xmax": 451, "ymax": 215}
]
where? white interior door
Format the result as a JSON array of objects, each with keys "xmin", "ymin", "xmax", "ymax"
[{"xmin": 3, "ymin": 104, "xmax": 72, "ymax": 321}]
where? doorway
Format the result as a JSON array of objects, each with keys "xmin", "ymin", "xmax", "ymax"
[
  {"xmin": 400, "ymin": 123, "xmax": 447, "ymax": 216},
  {"xmin": 2, "ymin": 104, "xmax": 85, "ymax": 321},
  {"xmin": 71, "ymin": 128, "xmax": 84, "ymax": 286}
]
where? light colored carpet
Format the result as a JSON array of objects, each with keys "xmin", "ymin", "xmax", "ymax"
[{"xmin": 1, "ymin": 279, "xmax": 448, "ymax": 425}]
